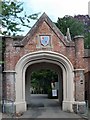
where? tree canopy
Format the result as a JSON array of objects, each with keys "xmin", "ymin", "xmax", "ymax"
[
  {"xmin": 31, "ymin": 69, "xmax": 58, "ymax": 94},
  {"xmin": 55, "ymin": 15, "xmax": 90, "ymax": 48},
  {"xmin": 55, "ymin": 15, "xmax": 84, "ymax": 38},
  {"xmin": 0, "ymin": 0, "xmax": 39, "ymax": 36}
]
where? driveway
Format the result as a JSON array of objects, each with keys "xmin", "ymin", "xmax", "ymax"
[{"xmin": 20, "ymin": 94, "xmax": 82, "ymax": 118}]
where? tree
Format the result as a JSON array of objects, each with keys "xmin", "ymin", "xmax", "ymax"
[
  {"xmin": 0, "ymin": 0, "xmax": 39, "ymax": 36},
  {"xmin": 55, "ymin": 15, "xmax": 90, "ymax": 48},
  {"xmin": 55, "ymin": 15, "xmax": 84, "ymax": 38},
  {"xmin": 74, "ymin": 15, "xmax": 90, "ymax": 48},
  {"xmin": 84, "ymin": 32, "xmax": 90, "ymax": 48},
  {"xmin": 31, "ymin": 69, "xmax": 58, "ymax": 94}
]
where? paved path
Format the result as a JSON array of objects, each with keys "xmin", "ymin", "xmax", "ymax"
[{"xmin": 20, "ymin": 94, "xmax": 82, "ymax": 118}]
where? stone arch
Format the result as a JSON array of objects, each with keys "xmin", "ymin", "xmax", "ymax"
[{"xmin": 15, "ymin": 51, "xmax": 74, "ymax": 113}]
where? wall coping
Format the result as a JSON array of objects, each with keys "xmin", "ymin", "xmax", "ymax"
[{"xmin": 73, "ymin": 35, "xmax": 84, "ymax": 40}]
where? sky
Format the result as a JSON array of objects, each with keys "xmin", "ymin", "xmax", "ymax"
[{"xmin": 20, "ymin": 0, "xmax": 90, "ymax": 35}]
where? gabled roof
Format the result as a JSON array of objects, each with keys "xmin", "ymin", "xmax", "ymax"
[{"xmin": 18, "ymin": 13, "xmax": 74, "ymax": 46}]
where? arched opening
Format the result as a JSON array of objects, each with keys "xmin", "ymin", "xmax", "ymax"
[
  {"xmin": 15, "ymin": 51, "xmax": 74, "ymax": 113},
  {"xmin": 25, "ymin": 63, "xmax": 63, "ymax": 109}
]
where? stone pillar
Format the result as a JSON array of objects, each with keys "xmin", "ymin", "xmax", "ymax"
[{"xmin": 3, "ymin": 71, "xmax": 15, "ymax": 113}]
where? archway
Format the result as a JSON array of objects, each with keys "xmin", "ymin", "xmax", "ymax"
[
  {"xmin": 15, "ymin": 51, "xmax": 74, "ymax": 113},
  {"xmin": 25, "ymin": 63, "xmax": 63, "ymax": 108}
]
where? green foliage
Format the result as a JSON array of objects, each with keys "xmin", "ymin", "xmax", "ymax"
[
  {"xmin": 55, "ymin": 15, "xmax": 84, "ymax": 38},
  {"xmin": 0, "ymin": 0, "xmax": 39, "ymax": 36},
  {"xmin": 31, "ymin": 69, "xmax": 58, "ymax": 94},
  {"xmin": 55, "ymin": 15, "xmax": 90, "ymax": 48},
  {"xmin": 84, "ymin": 32, "xmax": 90, "ymax": 48}
]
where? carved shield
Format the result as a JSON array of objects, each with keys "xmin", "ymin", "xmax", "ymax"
[{"xmin": 40, "ymin": 36, "xmax": 49, "ymax": 46}]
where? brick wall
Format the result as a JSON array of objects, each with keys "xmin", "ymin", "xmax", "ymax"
[
  {"xmin": 4, "ymin": 22, "xmax": 86, "ymax": 71},
  {"xmin": 3, "ymin": 15, "xmax": 90, "ymax": 104}
]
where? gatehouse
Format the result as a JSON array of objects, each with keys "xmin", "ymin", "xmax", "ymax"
[{"xmin": 2, "ymin": 13, "xmax": 90, "ymax": 113}]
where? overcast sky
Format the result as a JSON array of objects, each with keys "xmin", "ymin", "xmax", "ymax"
[
  {"xmin": 21, "ymin": 0, "xmax": 89, "ymax": 35},
  {"xmin": 22, "ymin": 0, "xmax": 89, "ymax": 21}
]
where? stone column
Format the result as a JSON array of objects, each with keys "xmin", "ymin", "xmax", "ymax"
[{"xmin": 3, "ymin": 71, "xmax": 15, "ymax": 113}]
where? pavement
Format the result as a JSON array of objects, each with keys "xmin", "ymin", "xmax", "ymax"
[
  {"xmin": 1, "ymin": 94, "xmax": 88, "ymax": 119},
  {"xmin": 20, "ymin": 94, "xmax": 83, "ymax": 118}
]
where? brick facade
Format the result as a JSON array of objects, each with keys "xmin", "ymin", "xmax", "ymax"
[{"xmin": 2, "ymin": 13, "xmax": 90, "ymax": 112}]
